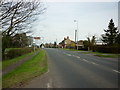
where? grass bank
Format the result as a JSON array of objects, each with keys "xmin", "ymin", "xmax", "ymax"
[
  {"xmin": 60, "ymin": 48, "xmax": 85, "ymax": 51},
  {"xmin": 2, "ymin": 51, "xmax": 35, "ymax": 69},
  {"xmin": 60, "ymin": 48, "xmax": 119, "ymax": 58},
  {"xmin": 80, "ymin": 51, "xmax": 119, "ymax": 58},
  {"xmin": 2, "ymin": 49, "xmax": 48, "ymax": 88},
  {"xmin": 94, "ymin": 54, "xmax": 119, "ymax": 58}
]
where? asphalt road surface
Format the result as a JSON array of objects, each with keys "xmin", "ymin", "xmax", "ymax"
[{"xmin": 24, "ymin": 48, "xmax": 119, "ymax": 88}]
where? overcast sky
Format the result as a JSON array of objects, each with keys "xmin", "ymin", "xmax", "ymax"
[{"xmin": 31, "ymin": 0, "xmax": 118, "ymax": 45}]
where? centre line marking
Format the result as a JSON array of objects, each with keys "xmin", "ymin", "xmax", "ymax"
[
  {"xmin": 72, "ymin": 55, "xmax": 80, "ymax": 58},
  {"xmin": 67, "ymin": 54, "xmax": 72, "ymax": 56},
  {"xmin": 76, "ymin": 56, "xmax": 80, "ymax": 58},
  {"xmin": 91, "ymin": 62, "xmax": 99, "ymax": 65},
  {"xmin": 47, "ymin": 83, "xmax": 50, "ymax": 88},
  {"xmin": 112, "ymin": 69, "xmax": 120, "ymax": 73},
  {"xmin": 83, "ymin": 59, "xmax": 89, "ymax": 63}
]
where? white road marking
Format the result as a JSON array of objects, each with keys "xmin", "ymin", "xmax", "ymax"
[
  {"xmin": 72, "ymin": 55, "xmax": 80, "ymax": 58},
  {"xmin": 72, "ymin": 55, "xmax": 75, "ymax": 57},
  {"xmin": 76, "ymin": 56, "xmax": 80, "ymax": 58},
  {"xmin": 47, "ymin": 83, "xmax": 50, "ymax": 88},
  {"xmin": 47, "ymin": 69, "xmax": 50, "ymax": 73},
  {"xmin": 83, "ymin": 59, "xmax": 89, "ymax": 63},
  {"xmin": 112, "ymin": 69, "xmax": 120, "ymax": 73},
  {"xmin": 47, "ymin": 78, "xmax": 52, "ymax": 88},
  {"xmin": 67, "ymin": 54, "xmax": 72, "ymax": 56},
  {"xmin": 91, "ymin": 62, "xmax": 99, "ymax": 65},
  {"xmin": 82, "ymin": 59, "xmax": 99, "ymax": 65}
]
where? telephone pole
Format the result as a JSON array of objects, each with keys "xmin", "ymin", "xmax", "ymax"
[
  {"xmin": 75, "ymin": 30, "xmax": 77, "ymax": 43},
  {"xmin": 74, "ymin": 20, "xmax": 79, "ymax": 50}
]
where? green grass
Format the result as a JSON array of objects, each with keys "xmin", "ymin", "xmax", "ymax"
[
  {"xmin": 94, "ymin": 54, "xmax": 119, "ymax": 58},
  {"xmin": 60, "ymin": 48, "xmax": 85, "ymax": 51},
  {"xmin": 80, "ymin": 51, "xmax": 119, "ymax": 58},
  {"xmin": 2, "ymin": 49, "xmax": 48, "ymax": 88},
  {"xmin": 80, "ymin": 51, "xmax": 104, "ymax": 54},
  {"xmin": 5, "ymin": 48, "xmax": 20, "ymax": 52},
  {"xmin": 0, "ymin": 61, "xmax": 2, "ymax": 70},
  {"xmin": 60, "ymin": 48, "xmax": 119, "ymax": 58},
  {"xmin": 0, "ymin": 77, "xmax": 1, "ymax": 89},
  {"xmin": 2, "ymin": 51, "xmax": 35, "ymax": 69}
]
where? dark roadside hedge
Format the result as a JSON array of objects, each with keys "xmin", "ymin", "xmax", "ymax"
[
  {"xmin": 4, "ymin": 47, "xmax": 34, "ymax": 60},
  {"xmin": 93, "ymin": 45, "xmax": 120, "ymax": 54}
]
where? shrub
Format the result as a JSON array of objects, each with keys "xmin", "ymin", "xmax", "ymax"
[
  {"xmin": 4, "ymin": 48, "xmax": 34, "ymax": 60},
  {"xmin": 94, "ymin": 45, "xmax": 120, "ymax": 54}
]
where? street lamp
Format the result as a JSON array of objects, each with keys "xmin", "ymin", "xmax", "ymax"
[
  {"xmin": 74, "ymin": 20, "xmax": 79, "ymax": 50},
  {"xmin": 75, "ymin": 30, "xmax": 77, "ymax": 43}
]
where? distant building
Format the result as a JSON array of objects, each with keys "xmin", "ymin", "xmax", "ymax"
[
  {"xmin": 95, "ymin": 39, "xmax": 106, "ymax": 45},
  {"xmin": 59, "ymin": 36, "xmax": 75, "ymax": 49},
  {"xmin": 40, "ymin": 43, "xmax": 44, "ymax": 48},
  {"xmin": 59, "ymin": 36, "xmax": 89, "ymax": 50},
  {"xmin": 49, "ymin": 43, "xmax": 54, "ymax": 48},
  {"xmin": 76, "ymin": 40, "xmax": 84, "ymax": 49}
]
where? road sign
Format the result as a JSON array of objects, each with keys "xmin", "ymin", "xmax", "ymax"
[{"xmin": 34, "ymin": 37, "xmax": 40, "ymax": 40}]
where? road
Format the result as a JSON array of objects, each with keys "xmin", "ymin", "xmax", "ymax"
[{"xmin": 24, "ymin": 48, "xmax": 119, "ymax": 88}]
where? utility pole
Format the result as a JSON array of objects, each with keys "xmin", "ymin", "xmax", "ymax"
[
  {"xmin": 74, "ymin": 20, "xmax": 79, "ymax": 50},
  {"xmin": 75, "ymin": 30, "xmax": 77, "ymax": 43},
  {"xmin": 56, "ymin": 38, "xmax": 57, "ymax": 48}
]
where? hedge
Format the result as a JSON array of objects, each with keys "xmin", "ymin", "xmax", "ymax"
[
  {"xmin": 4, "ymin": 48, "xmax": 34, "ymax": 60},
  {"xmin": 94, "ymin": 45, "xmax": 120, "ymax": 54}
]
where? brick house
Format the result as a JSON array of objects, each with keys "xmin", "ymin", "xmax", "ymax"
[
  {"xmin": 76, "ymin": 40, "xmax": 84, "ymax": 49},
  {"xmin": 59, "ymin": 36, "xmax": 75, "ymax": 48}
]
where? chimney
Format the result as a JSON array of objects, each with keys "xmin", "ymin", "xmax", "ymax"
[
  {"xmin": 67, "ymin": 36, "xmax": 69, "ymax": 39},
  {"xmin": 64, "ymin": 37, "xmax": 66, "ymax": 40}
]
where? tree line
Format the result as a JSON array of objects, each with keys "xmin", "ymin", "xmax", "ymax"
[
  {"xmin": 86, "ymin": 19, "xmax": 120, "ymax": 53},
  {"xmin": 0, "ymin": 0, "xmax": 46, "ymax": 59},
  {"xmin": 101, "ymin": 19, "xmax": 120, "ymax": 45}
]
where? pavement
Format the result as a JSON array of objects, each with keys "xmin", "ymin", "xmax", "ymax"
[{"xmin": 23, "ymin": 48, "xmax": 119, "ymax": 88}]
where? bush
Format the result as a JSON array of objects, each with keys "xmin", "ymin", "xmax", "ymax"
[
  {"xmin": 80, "ymin": 48, "xmax": 88, "ymax": 51},
  {"xmin": 94, "ymin": 45, "xmax": 120, "ymax": 54},
  {"xmin": 4, "ymin": 48, "xmax": 34, "ymax": 60}
]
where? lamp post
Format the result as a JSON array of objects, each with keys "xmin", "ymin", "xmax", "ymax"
[
  {"xmin": 75, "ymin": 30, "xmax": 77, "ymax": 43},
  {"xmin": 74, "ymin": 20, "xmax": 79, "ymax": 50}
]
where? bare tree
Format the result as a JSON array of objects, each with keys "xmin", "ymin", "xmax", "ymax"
[
  {"xmin": 0, "ymin": 0, "xmax": 46, "ymax": 36},
  {"xmin": 1, "ymin": 0, "xmax": 46, "ymax": 59}
]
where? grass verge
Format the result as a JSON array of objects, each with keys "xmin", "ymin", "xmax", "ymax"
[
  {"xmin": 80, "ymin": 51, "xmax": 105, "ymax": 54},
  {"xmin": 60, "ymin": 48, "xmax": 85, "ymax": 51},
  {"xmin": 80, "ymin": 51, "xmax": 119, "ymax": 58},
  {"xmin": 94, "ymin": 54, "xmax": 119, "ymax": 58},
  {"xmin": 60, "ymin": 48, "xmax": 119, "ymax": 58},
  {"xmin": 2, "ymin": 51, "xmax": 35, "ymax": 69},
  {"xmin": 2, "ymin": 49, "xmax": 48, "ymax": 88}
]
